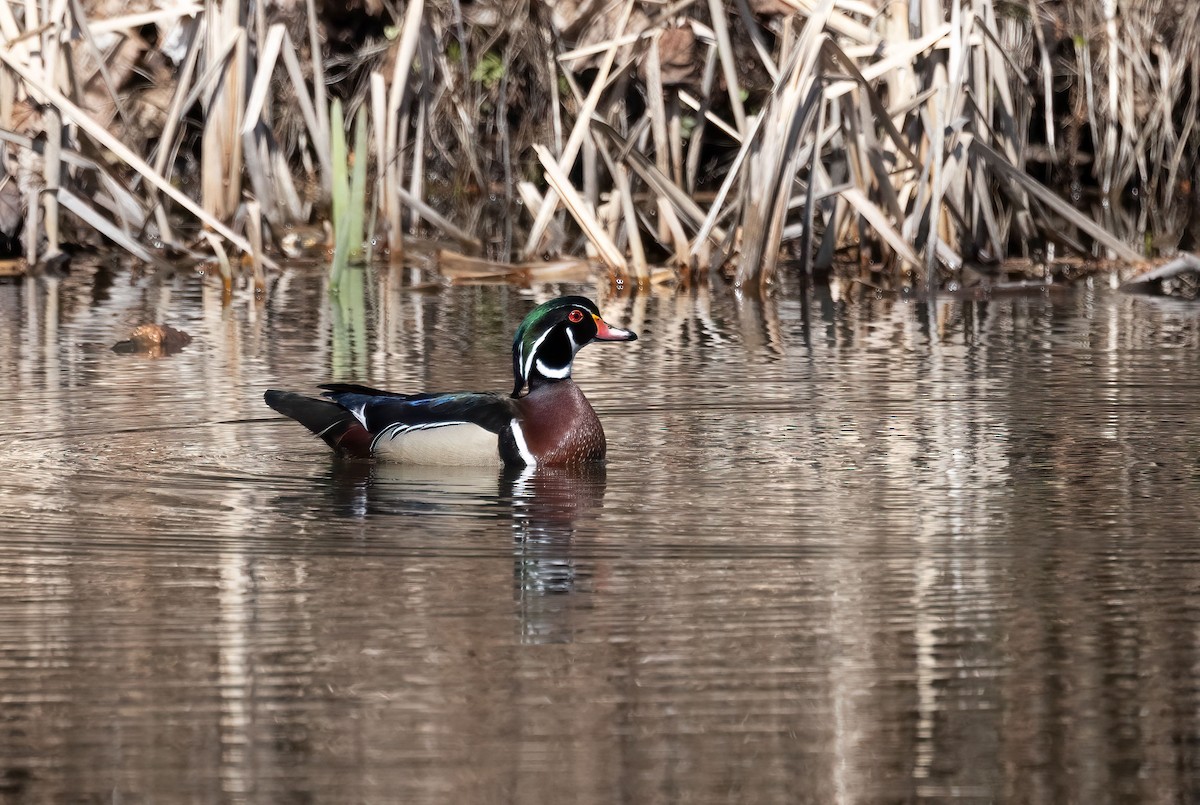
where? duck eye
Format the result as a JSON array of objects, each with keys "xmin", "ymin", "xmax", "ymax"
[{"xmin": 567, "ymin": 309, "xmax": 585, "ymax": 323}]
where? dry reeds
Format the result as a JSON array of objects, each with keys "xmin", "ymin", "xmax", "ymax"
[
  {"xmin": 528, "ymin": 0, "xmax": 1157, "ymax": 291},
  {"xmin": 0, "ymin": 0, "xmax": 1194, "ymax": 292}
]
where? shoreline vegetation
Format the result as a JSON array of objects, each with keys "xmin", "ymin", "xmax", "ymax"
[{"xmin": 1, "ymin": 0, "xmax": 1198, "ymax": 295}]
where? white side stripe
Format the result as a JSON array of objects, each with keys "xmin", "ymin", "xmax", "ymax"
[{"xmin": 510, "ymin": 421, "xmax": 537, "ymax": 467}]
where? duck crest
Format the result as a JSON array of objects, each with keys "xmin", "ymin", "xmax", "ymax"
[{"xmin": 511, "ymin": 296, "xmax": 636, "ymax": 397}]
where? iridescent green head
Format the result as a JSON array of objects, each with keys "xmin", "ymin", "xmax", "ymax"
[{"xmin": 511, "ymin": 296, "xmax": 637, "ymax": 397}]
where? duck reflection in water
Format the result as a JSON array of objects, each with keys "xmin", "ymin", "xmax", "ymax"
[
  {"xmin": 505, "ymin": 464, "xmax": 606, "ymax": 644},
  {"xmin": 302, "ymin": 460, "xmax": 607, "ymax": 643}
]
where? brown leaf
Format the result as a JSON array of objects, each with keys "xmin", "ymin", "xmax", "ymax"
[
  {"xmin": 112, "ymin": 324, "xmax": 193, "ymax": 356},
  {"xmin": 655, "ymin": 26, "xmax": 696, "ymax": 86},
  {"xmin": 748, "ymin": 0, "xmax": 795, "ymax": 16}
]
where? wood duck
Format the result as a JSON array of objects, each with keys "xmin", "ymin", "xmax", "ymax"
[{"xmin": 264, "ymin": 296, "xmax": 637, "ymax": 467}]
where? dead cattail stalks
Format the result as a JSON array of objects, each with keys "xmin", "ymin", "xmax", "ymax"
[
  {"xmin": 0, "ymin": 0, "xmax": 1194, "ymax": 293},
  {"xmin": 519, "ymin": 0, "xmax": 1188, "ymax": 291}
]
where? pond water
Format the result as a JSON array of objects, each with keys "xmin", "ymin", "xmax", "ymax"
[{"xmin": 2, "ymin": 262, "xmax": 1200, "ymax": 803}]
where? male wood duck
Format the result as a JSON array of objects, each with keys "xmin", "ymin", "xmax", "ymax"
[{"xmin": 264, "ymin": 296, "xmax": 637, "ymax": 467}]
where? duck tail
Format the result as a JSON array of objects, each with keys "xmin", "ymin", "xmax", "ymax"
[{"xmin": 264, "ymin": 390, "xmax": 373, "ymax": 458}]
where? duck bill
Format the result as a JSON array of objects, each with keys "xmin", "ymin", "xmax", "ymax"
[{"xmin": 592, "ymin": 315, "xmax": 638, "ymax": 342}]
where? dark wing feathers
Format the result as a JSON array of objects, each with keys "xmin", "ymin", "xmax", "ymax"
[
  {"xmin": 268, "ymin": 385, "xmax": 519, "ymax": 459},
  {"xmin": 321, "ymin": 389, "xmax": 519, "ymax": 436},
  {"xmin": 263, "ymin": 390, "xmax": 374, "ymax": 458}
]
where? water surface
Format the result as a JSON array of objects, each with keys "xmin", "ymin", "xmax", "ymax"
[{"xmin": 2, "ymin": 265, "xmax": 1200, "ymax": 803}]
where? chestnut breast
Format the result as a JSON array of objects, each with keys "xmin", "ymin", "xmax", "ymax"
[{"xmin": 516, "ymin": 381, "xmax": 606, "ymax": 464}]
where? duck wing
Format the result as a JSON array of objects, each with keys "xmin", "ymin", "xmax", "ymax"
[
  {"xmin": 266, "ymin": 385, "xmax": 518, "ymax": 464},
  {"xmin": 320, "ymin": 385, "xmax": 518, "ymax": 464}
]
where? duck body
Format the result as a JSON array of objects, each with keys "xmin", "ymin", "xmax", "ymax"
[{"xmin": 264, "ymin": 296, "xmax": 636, "ymax": 467}]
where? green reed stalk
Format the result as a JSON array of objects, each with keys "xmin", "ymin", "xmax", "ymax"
[
  {"xmin": 330, "ymin": 100, "xmax": 370, "ymax": 293},
  {"xmin": 329, "ymin": 99, "xmax": 350, "ymax": 291}
]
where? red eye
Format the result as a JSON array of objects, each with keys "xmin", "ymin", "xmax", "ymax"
[{"xmin": 567, "ymin": 309, "xmax": 585, "ymax": 323}]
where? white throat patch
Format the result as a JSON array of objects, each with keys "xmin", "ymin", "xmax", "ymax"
[
  {"xmin": 534, "ymin": 358, "xmax": 571, "ymax": 379},
  {"xmin": 522, "ymin": 324, "xmax": 580, "ymax": 386}
]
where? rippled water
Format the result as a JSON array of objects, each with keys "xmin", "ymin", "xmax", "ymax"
[{"xmin": 2, "ymin": 263, "xmax": 1200, "ymax": 802}]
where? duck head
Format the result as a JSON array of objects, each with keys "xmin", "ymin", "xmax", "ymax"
[{"xmin": 511, "ymin": 296, "xmax": 637, "ymax": 397}]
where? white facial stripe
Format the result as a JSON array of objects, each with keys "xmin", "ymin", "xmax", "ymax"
[
  {"xmin": 522, "ymin": 327, "xmax": 555, "ymax": 383},
  {"xmin": 510, "ymin": 421, "xmax": 537, "ymax": 467}
]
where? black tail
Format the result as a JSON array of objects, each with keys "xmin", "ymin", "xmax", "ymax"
[{"xmin": 264, "ymin": 390, "xmax": 373, "ymax": 458}]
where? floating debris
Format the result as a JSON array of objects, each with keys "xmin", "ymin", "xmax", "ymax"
[
  {"xmin": 1120, "ymin": 253, "xmax": 1200, "ymax": 301},
  {"xmin": 112, "ymin": 324, "xmax": 193, "ymax": 356},
  {"xmin": 0, "ymin": 259, "xmax": 26, "ymax": 278},
  {"xmin": 438, "ymin": 250, "xmax": 595, "ymax": 284},
  {"xmin": 437, "ymin": 250, "xmax": 674, "ymax": 286},
  {"xmin": 280, "ymin": 225, "xmax": 330, "ymax": 259}
]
